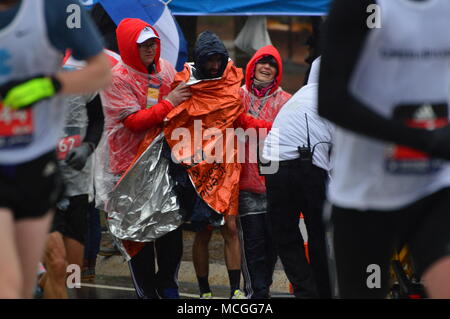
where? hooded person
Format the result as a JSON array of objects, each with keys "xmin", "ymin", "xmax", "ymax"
[
  {"xmin": 238, "ymin": 45, "xmax": 292, "ymax": 299},
  {"xmin": 239, "ymin": 45, "xmax": 291, "ymax": 194},
  {"xmin": 95, "ymin": 18, "xmax": 191, "ymax": 299},
  {"xmin": 161, "ymin": 31, "xmax": 273, "ymax": 221},
  {"xmin": 155, "ymin": 30, "xmax": 271, "ymax": 299},
  {"xmin": 192, "ymin": 30, "xmax": 229, "ymax": 80}
]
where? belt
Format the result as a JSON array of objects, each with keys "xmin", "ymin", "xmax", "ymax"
[
  {"xmin": 265, "ymin": 158, "xmax": 304, "ymax": 167},
  {"xmin": 259, "ymin": 158, "xmax": 309, "ymax": 175},
  {"xmin": 279, "ymin": 158, "xmax": 303, "ymax": 167}
]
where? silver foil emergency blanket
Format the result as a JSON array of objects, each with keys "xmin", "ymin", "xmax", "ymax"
[{"xmin": 105, "ymin": 133, "xmax": 182, "ymax": 242}]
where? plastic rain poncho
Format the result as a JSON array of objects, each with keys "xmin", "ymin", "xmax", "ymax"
[
  {"xmin": 239, "ymin": 45, "xmax": 291, "ymax": 194},
  {"xmin": 57, "ymin": 57, "xmax": 97, "ymax": 202},
  {"xmin": 94, "ymin": 20, "xmax": 179, "ymax": 253}
]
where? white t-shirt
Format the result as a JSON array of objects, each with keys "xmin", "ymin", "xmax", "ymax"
[{"xmin": 263, "ymin": 58, "xmax": 334, "ymax": 172}]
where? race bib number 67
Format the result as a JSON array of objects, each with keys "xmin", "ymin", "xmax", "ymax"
[{"xmin": 57, "ymin": 135, "xmax": 81, "ymax": 160}]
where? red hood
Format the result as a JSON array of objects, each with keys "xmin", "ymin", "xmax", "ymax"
[
  {"xmin": 245, "ymin": 45, "xmax": 283, "ymax": 95},
  {"xmin": 116, "ymin": 18, "xmax": 161, "ymax": 74}
]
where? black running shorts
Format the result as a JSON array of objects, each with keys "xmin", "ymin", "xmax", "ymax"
[
  {"xmin": 50, "ymin": 194, "xmax": 89, "ymax": 245},
  {"xmin": 0, "ymin": 151, "xmax": 63, "ymax": 220}
]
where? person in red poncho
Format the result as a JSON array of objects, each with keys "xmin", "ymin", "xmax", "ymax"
[
  {"xmin": 96, "ymin": 18, "xmax": 190, "ymax": 299},
  {"xmin": 238, "ymin": 46, "xmax": 291, "ymax": 299}
]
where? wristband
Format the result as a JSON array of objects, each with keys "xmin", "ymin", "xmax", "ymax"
[{"xmin": 3, "ymin": 75, "xmax": 60, "ymax": 109}]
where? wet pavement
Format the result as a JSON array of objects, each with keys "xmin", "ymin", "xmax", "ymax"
[
  {"xmin": 82, "ymin": 219, "xmax": 293, "ymax": 300},
  {"xmin": 67, "ymin": 275, "xmax": 293, "ymax": 299}
]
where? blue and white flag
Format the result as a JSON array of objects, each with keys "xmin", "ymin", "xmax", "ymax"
[{"xmin": 96, "ymin": 0, "xmax": 188, "ymax": 71}]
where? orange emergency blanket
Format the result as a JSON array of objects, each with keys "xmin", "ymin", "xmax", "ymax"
[{"xmin": 137, "ymin": 60, "xmax": 244, "ymax": 217}]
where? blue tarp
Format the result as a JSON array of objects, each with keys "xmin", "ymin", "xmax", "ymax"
[{"xmin": 168, "ymin": 0, "xmax": 330, "ymax": 16}]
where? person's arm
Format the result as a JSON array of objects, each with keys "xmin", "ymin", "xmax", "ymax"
[
  {"xmin": 123, "ymin": 100, "xmax": 173, "ymax": 132},
  {"xmin": 55, "ymin": 52, "xmax": 111, "ymax": 95},
  {"xmin": 318, "ymin": 0, "xmax": 450, "ymax": 159},
  {"xmin": 84, "ymin": 94, "xmax": 104, "ymax": 148},
  {"xmin": 0, "ymin": 0, "xmax": 110, "ymax": 109},
  {"xmin": 235, "ymin": 112, "xmax": 272, "ymax": 131},
  {"xmin": 65, "ymin": 94, "xmax": 105, "ymax": 170},
  {"xmin": 0, "ymin": 53, "xmax": 110, "ymax": 109},
  {"xmin": 48, "ymin": 0, "xmax": 111, "ymax": 94},
  {"xmin": 123, "ymin": 82, "xmax": 191, "ymax": 132}
]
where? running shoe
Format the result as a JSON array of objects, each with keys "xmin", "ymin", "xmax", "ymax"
[
  {"xmin": 200, "ymin": 292, "xmax": 213, "ymax": 299},
  {"xmin": 98, "ymin": 244, "xmax": 121, "ymax": 257},
  {"xmin": 231, "ymin": 289, "xmax": 247, "ymax": 299},
  {"xmin": 81, "ymin": 267, "xmax": 95, "ymax": 282}
]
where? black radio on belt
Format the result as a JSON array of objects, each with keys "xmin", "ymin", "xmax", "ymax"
[{"xmin": 298, "ymin": 113, "xmax": 313, "ymax": 164}]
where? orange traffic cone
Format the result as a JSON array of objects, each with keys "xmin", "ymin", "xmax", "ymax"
[{"xmin": 289, "ymin": 212, "xmax": 309, "ymax": 294}]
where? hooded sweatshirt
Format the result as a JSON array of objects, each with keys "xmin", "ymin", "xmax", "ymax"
[
  {"xmin": 239, "ymin": 45, "xmax": 292, "ymax": 194},
  {"xmin": 193, "ymin": 30, "xmax": 229, "ymax": 79},
  {"xmin": 99, "ymin": 18, "xmax": 176, "ymax": 176}
]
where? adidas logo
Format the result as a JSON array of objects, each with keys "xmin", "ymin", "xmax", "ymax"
[{"xmin": 413, "ymin": 103, "xmax": 435, "ymax": 120}]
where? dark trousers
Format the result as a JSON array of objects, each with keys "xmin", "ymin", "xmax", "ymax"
[
  {"xmin": 328, "ymin": 187, "xmax": 450, "ymax": 299},
  {"xmin": 265, "ymin": 160, "xmax": 331, "ymax": 298},
  {"xmin": 238, "ymin": 191, "xmax": 278, "ymax": 298},
  {"xmin": 128, "ymin": 227, "xmax": 183, "ymax": 299},
  {"xmin": 84, "ymin": 203, "xmax": 101, "ymax": 260}
]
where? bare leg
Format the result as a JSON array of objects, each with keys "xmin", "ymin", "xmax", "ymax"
[
  {"xmin": 42, "ymin": 231, "xmax": 69, "ymax": 299},
  {"xmin": 64, "ymin": 237, "xmax": 85, "ymax": 298},
  {"xmin": 192, "ymin": 228, "xmax": 213, "ymax": 277},
  {"xmin": 220, "ymin": 215, "xmax": 241, "ymax": 270},
  {"xmin": 64, "ymin": 237, "xmax": 84, "ymax": 270},
  {"xmin": 14, "ymin": 210, "xmax": 53, "ymax": 298},
  {"xmin": 422, "ymin": 256, "xmax": 450, "ymax": 298},
  {"xmin": 0, "ymin": 209, "xmax": 22, "ymax": 298}
]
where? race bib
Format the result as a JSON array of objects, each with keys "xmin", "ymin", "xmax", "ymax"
[
  {"xmin": 147, "ymin": 86, "xmax": 160, "ymax": 108},
  {"xmin": 0, "ymin": 102, "xmax": 34, "ymax": 149},
  {"xmin": 385, "ymin": 103, "xmax": 448, "ymax": 174},
  {"xmin": 57, "ymin": 134, "xmax": 81, "ymax": 160}
]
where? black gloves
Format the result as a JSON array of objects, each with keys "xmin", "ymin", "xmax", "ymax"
[
  {"xmin": 65, "ymin": 142, "xmax": 95, "ymax": 171},
  {"xmin": 424, "ymin": 125, "xmax": 450, "ymax": 161}
]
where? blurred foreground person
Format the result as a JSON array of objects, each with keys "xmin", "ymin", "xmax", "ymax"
[
  {"xmin": 0, "ymin": 0, "xmax": 110, "ymax": 298},
  {"xmin": 319, "ymin": 0, "xmax": 450, "ymax": 298}
]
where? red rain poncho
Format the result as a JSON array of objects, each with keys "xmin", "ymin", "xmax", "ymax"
[
  {"xmin": 95, "ymin": 19, "xmax": 176, "ymax": 257},
  {"xmin": 239, "ymin": 45, "xmax": 292, "ymax": 193},
  {"xmin": 100, "ymin": 19, "xmax": 175, "ymax": 176}
]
